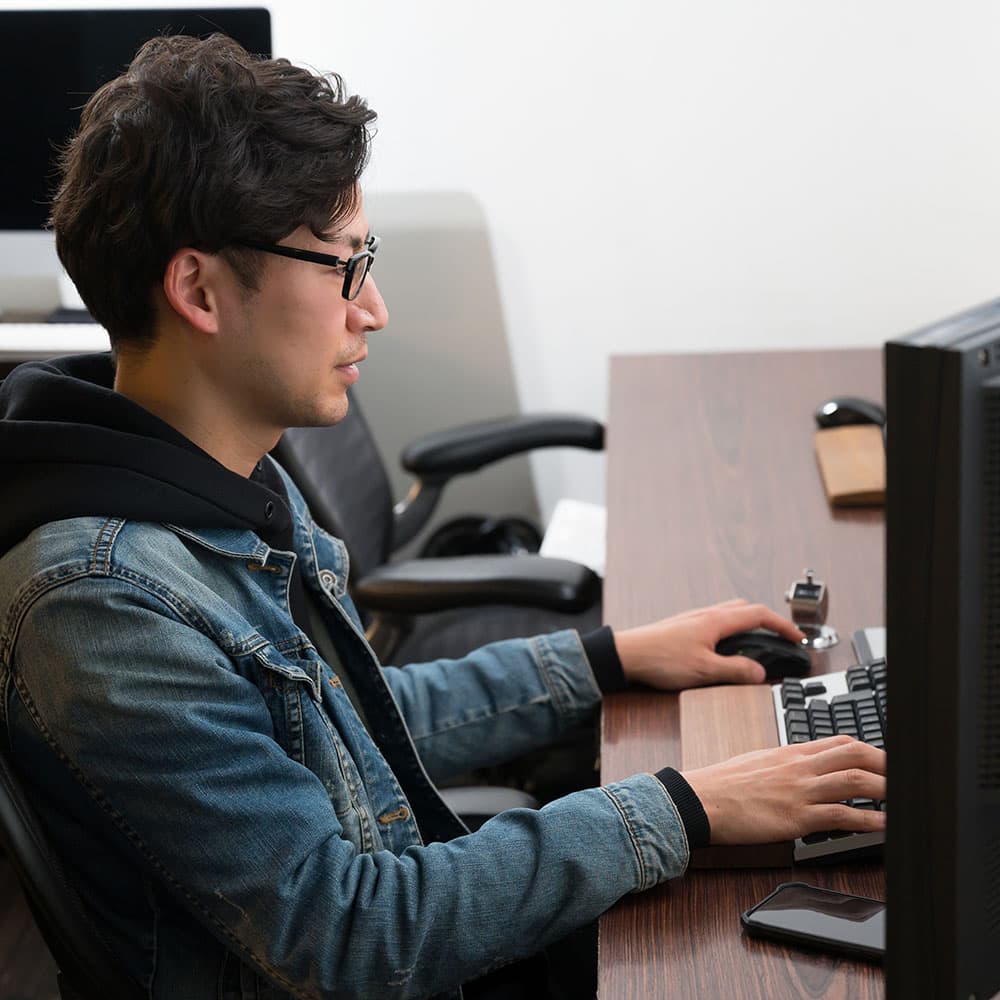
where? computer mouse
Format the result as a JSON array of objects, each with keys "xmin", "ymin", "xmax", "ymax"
[
  {"xmin": 814, "ymin": 396, "xmax": 886, "ymax": 429},
  {"xmin": 715, "ymin": 628, "xmax": 812, "ymax": 679}
]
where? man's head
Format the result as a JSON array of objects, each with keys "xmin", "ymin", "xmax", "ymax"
[{"xmin": 51, "ymin": 33, "xmax": 377, "ymax": 354}]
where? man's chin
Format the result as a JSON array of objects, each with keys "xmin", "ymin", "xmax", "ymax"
[{"xmin": 291, "ymin": 395, "xmax": 350, "ymax": 429}]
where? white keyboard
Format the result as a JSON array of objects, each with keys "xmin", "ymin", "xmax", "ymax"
[{"xmin": 0, "ymin": 322, "xmax": 110, "ymax": 361}]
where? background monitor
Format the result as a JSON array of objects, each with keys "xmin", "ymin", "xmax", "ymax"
[
  {"xmin": 0, "ymin": 7, "xmax": 271, "ymax": 312},
  {"xmin": 885, "ymin": 299, "xmax": 1000, "ymax": 998}
]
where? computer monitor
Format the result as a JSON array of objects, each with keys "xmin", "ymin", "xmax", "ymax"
[
  {"xmin": 885, "ymin": 299, "xmax": 1000, "ymax": 999},
  {"xmin": 0, "ymin": 7, "xmax": 271, "ymax": 312}
]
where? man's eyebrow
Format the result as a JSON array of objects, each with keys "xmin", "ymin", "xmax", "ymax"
[
  {"xmin": 348, "ymin": 230, "xmax": 370, "ymax": 252},
  {"xmin": 326, "ymin": 229, "xmax": 370, "ymax": 252}
]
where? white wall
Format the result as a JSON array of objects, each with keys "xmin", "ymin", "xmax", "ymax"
[
  {"xmin": 289, "ymin": 1, "xmax": 1000, "ymax": 520},
  {"xmin": 6, "ymin": 0, "xmax": 1000, "ymax": 523}
]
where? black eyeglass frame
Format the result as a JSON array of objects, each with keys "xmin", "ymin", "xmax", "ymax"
[{"xmin": 233, "ymin": 235, "xmax": 380, "ymax": 301}]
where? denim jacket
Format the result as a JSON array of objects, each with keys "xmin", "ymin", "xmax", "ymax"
[{"xmin": 0, "ymin": 463, "xmax": 689, "ymax": 999}]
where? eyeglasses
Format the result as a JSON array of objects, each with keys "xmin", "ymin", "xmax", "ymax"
[{"xmin": 233, "ymin": 235, "xmax": 380, "ymax": 301}]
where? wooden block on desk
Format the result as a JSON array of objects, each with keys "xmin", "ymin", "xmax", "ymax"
[
  {"xmin": 680, "ymin": 684, "xmax": 793, "ymax": 868},
  {"xmin": 813, "ymin": 425, "xmax": 885, "ymax": 506}
]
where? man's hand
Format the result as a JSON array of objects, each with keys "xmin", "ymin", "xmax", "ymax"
[
  {"xmin": 613, "ymin": 598, "xmax": 805, "ymax": 690},
  {"xmin": 682, "ymin": 735, "xmax": 887, "ymax": 845}
]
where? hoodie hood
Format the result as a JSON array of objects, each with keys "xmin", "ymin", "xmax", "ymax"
[{"xmin": 0, "ymin": 353, "xmax": 291, "ymax": 558}]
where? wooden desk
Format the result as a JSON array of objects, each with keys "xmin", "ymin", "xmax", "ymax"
[{"xmin": 599, "ymin": 349, "xmax": 884, "ymax": 999}]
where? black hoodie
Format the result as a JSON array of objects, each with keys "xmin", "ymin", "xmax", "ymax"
[{"xmin": 0, "ymin": 353, "xmax": 294, "ymax": 560}]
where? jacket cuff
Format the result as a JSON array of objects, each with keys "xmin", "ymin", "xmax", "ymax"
[
  {"xmin": 654, "ymin": 767, "xmax": 711, "ymax": 848},
  {"xmin": 580, "ymin": 626, "xmax": 627, "ymax": 694},
  {"xmin": 601, "ymin": 773, "xmax": 691, "ymax": 889}
]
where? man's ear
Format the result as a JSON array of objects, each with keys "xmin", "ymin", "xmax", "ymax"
[{"xmin": 162, "ymin": 248, "xmax": 223, "ymax": 334}]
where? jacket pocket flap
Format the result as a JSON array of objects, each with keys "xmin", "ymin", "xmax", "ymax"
[{"xmin": 251, "ymin": 644, "xmax": 322, "ymax": 701}]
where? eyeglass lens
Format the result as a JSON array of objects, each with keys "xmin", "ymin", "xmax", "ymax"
[{"xmin": 347, "ymin": 248, "xmax": 375, "ymax": 300}]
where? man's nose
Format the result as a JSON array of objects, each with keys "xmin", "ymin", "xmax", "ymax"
[{"xmin": 351, "ymin": 275, "xmax": 389, "ymax": 332}]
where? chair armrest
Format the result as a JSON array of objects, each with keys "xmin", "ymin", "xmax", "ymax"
[
  {"xmin": 354, "ymin": 554, "xmax": 601, "ymax": 615},
  {"xmin": 400, "ymin": 414, "xmax": 605, "ymax": 481}
]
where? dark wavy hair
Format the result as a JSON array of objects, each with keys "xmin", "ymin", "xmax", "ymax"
[{"xmin": 50, "ymin": 33, "xmax": 376, "ymax": 351}]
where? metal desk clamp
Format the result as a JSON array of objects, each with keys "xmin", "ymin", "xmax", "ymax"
[{"xmin": 785, "ymin": 569, "xmax": 839, "ymax": 650}]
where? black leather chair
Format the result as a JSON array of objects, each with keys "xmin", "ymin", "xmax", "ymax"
[
  {"xmin": 273, "ymin": 392, "xmax": 605, "ymax": 665},
  {"xmin": 0, "ymin": 746, "xmax": 145, "ymax": 1000}
]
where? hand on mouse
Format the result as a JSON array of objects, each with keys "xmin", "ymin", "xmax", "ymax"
[
  {"xmin": 681, "ymin": 735, "xmax": 887, "ymax": 845},
  {"xmin": 613, "ymin": 598, "xmax": 805, "ymax": 690}
]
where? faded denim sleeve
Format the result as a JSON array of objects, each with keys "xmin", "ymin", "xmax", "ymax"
[
  {"xmin": 6, "ymin": 578, "xmax": 688, "ymax": 1000},
  {"xmin": 381, "ymin": 629, "xmax": 603, "ymax": 782}
]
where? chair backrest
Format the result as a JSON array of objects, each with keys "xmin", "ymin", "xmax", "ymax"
[
  {"xmin": 0, "ymin": 747, "xmax": 145, "ymax": 1000},
  {"xmin": 272, "ymin": 391, "xmax": 396, "ymax": 581}
]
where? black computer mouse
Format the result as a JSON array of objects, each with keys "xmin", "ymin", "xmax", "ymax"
[
  {"xmin": 814, "ymin": 396, "xmax": 886, "ymax": 429},
  {"xmin": 715, "ymin": 628, "xmax": 812, "ymax": 679}
]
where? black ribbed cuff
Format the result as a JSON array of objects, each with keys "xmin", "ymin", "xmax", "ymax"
[
  {"xmin": 580, "ymin": 626, "xmax": 627, "ymax": 694},
  {"xmin": 654, "ymin": 767, "xmax": 711, "ymax": 849}
]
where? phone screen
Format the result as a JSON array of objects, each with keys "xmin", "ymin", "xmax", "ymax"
[{"xmin": 743, "ymin": 882, "xmax": 885, "ymax": 958}]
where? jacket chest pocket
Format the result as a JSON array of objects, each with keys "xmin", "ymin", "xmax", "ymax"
[
  {"xmin": 251, "ymin": 646, "xmax": 322, "ymax": 762},
  {"xmin": 250, "ymin": 645, "xmax": 380, "ymax": 852}
]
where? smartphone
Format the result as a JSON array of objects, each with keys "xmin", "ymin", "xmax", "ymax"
[{"xmin": 741, "ymin": 882, "xmax": 885, "ymax": 962}]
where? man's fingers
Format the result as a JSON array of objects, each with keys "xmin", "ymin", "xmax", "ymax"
[
  {"xmin": 810, "ymin": 768, "xmax": 887, "ymax": 805},
  {"xmin": 806, "ymin": 801, "xmax": 887, "ymax": 835},
  {"xmin": 805, "ymin": 736, "xmax": 888, "ymax": 775},
  {"xmin": 706, "ymin": 654, "xmax": 766, "ymax": 685}
]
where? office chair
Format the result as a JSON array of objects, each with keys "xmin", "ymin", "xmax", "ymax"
[
  {"xmin": 272, "ymin": 391, "xmax": 605, "ymax": 666},
  {"xmin": 0, "ymin": 746, "xmax": 146, "ymax": 1000}
]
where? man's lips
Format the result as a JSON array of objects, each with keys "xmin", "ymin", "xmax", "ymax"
[
  {"xmin": 337, "ymin": 351, "xmax": 367, "ymax": 369},
  {"xmin": 335, "ymin": 352, "xmax": 366, "ymax": 380}
]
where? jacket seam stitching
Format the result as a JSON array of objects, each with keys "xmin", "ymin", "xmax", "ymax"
[
  {"xmin": 530, "ymin": 632, "xmax": 597, "ymax": 719},
  {"xmin": 600, "ymin": 785, "xmax": 649, "ymax": 889}
]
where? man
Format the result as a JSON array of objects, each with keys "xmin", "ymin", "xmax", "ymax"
[{"xmin": 0, "ymin": 34, "xmax": 885, "ymax": 1000}]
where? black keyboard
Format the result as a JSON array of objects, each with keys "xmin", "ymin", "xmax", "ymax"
[{"xmin": 773, "ymin": 658, "xmax": 887, "ymax": 862}]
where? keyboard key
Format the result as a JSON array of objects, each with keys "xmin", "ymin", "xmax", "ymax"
[
  {"xmin": 846, "ymin": 667, "xmax": 872, "ymax": 691},
  {"xmin": 781, "ymin": 681, "xmax": 806, "ymax": 708},
  {"xmin": 803, "ymin": 681, "xmax": 827, "ymax": 697},
  {"xmin": 802, "ymin": 831, "xmax": 830, "ymax": 844}
]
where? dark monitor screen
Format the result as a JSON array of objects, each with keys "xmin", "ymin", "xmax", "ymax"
[
  {"xmin": 885, "ymin": 299, "xmax": 1000, "ymax": 999},
  {"xmin": 0, "ymin": 8, "xmax": 271, "ymax": 231}
]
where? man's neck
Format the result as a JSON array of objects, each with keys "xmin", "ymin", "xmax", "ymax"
[{"xmin": 113, "ymin": 345, "xmax": 275, "ymax": 478}]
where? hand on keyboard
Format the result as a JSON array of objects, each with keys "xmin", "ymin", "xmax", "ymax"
[
  {"xmin": 614, "ymin": 598, "xmax": 805, "ymax": 690},
  {"xmin": 681, "ymin": 735, "xmax": 887, "ymax": 846}
]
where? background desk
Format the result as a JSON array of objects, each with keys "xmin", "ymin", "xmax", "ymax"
[
  {"xmin": 599, "ymin": 349, "xmax": 884, "ymax": 999},
  {"xmin": 0, "ymin": 321, "xmax": 110, "ymax": 379}
]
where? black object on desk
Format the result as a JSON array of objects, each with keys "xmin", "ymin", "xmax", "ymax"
[
  {"xmin": 715, "ymin": 629, "xmax": 812, "ymax": 679},
  {"xmin": 814, "ymin": 396, "xmax": 886, "ymax": 429}
]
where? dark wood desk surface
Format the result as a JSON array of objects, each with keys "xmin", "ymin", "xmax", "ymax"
[{"xmin": 599, "ymin": 349, "xmax": 885, "ymax": 999}]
